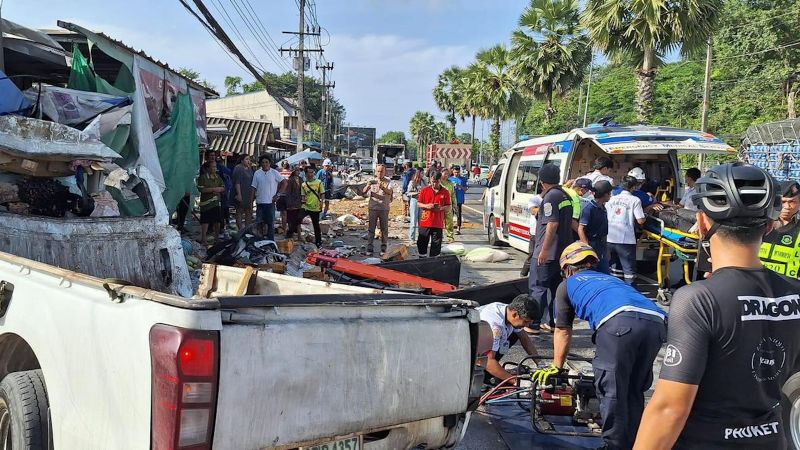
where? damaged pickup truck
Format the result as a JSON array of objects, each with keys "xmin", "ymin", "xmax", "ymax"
[{"xmin": 0, "ymin": 20, "xmax": 491, "ymax": 450}]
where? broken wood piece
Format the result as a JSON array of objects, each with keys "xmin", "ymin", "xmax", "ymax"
[
  {"xmin": 233, "ymin": 266, "xmax": 254, "ymax": 296},
  {"xmin": 198, "ymin": 263, "xmax": 217, "ymax": 298}
]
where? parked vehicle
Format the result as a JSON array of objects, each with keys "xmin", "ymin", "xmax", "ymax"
[
  {"xmin": 0, "ymin": 257, "xmax": 488, "ymax": 449},
  {"xmin": 483, "ymin": 125, "xmax": 735, "ymax": 252}
]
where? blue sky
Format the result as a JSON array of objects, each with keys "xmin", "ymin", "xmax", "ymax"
[{"xmin": 6, "ymin": 0, "xmax": 535, "ymax": 141}]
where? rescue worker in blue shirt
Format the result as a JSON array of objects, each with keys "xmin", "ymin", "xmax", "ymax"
[{"xmin": 532, "ymin": 241, "xmax": 666, "ymax": 450}]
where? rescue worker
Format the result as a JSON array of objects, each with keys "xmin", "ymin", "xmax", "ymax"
[
  {"xmin": 606, "ymin": 173, "xmax": 646, "ymax": 285},
  {"xmin": 578, "ymin": 180, "xmax": 613, "ymax": 274},
  {"xmin": 528, "ymin": 163, "xmax": 574, "ymax": 333},
  {"xmin": 477, "ymin": 295, "xmax": 539, "ymax": 383},
  {"xmin": 532, "ymin": 241, "xmax": 665, "ymax": 450},
  {"xmin": 583, "ymin": 156, "xmax": 615, "ymax": 186},
  {"xmin": 635, "ymin": 163, "xmax": 800, "ymax": 450},
  {"xmin": 760, "ymin": 180, "xmax": 800, "ymax": 278}
]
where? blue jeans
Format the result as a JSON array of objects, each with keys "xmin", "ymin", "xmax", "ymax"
[
  {"xmin": 256, "ymin": 203, "xmax": 276, "ymax": 241},
  {"xmin": 609, "ymin": 243, "xmax": 636, "ymax": 284},
  {"xmin": 408, "ymin": 197, "xmax": 419, "ymax": 241},
  {"xmin": 590, "ymin": 240, "xmax": 610, "ymax": 274}
]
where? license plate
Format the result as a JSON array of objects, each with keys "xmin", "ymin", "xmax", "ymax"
[{"xmin": 301, "ymin": 436, "xmax": 361, "ymax": 450}]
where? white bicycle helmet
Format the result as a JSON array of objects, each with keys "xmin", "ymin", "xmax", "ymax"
[{"xmin": 627, "ymin": 167, "xmax": 646, "ymax": 181}]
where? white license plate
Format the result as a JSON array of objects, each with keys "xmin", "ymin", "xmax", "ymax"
[{"xmin": 302, "ymin": 436, "xmax": 362, "ymax": 450}]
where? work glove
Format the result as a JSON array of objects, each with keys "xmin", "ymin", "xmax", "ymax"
[{"xmin": 531, "ymin": 365, "xmax": 565, "ymax": 386}]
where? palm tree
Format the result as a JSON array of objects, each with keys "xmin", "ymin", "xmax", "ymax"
[
  {"xmin": 433, "ymin": 66, "xmax": 464, "ymax": 140},
  {"xmin": 511, "ymin": 0, "xmax": 590, "ymax": 122},
  {"xmin": 582, "ymin": 0, "xmax": 723, "ymax": 123},
  {"xmin": 409, "ymin": 111, "xmax": 436, "ymax": 161},
  {"xmin": 463, "ymin": 45, "xmax": 527, "ymax": 157}
]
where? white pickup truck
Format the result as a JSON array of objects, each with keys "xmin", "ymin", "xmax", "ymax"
[{"xmin": 0, "ymin": 256, "xmax": 488, "ymax": 449}]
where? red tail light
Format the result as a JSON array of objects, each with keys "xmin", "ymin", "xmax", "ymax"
[{"xmin": 150, "ymin": 325, "xmax": 219, "ymax": 450}]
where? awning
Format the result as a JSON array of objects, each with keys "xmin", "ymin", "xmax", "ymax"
[{"xmin": 207, "ymin": 116, "xmax": 273, "ymax": 155}]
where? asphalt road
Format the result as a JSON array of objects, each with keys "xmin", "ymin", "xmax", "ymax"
[{"xmin": 454, "ymin": 184, "xmax": 667, "ymax": 450}]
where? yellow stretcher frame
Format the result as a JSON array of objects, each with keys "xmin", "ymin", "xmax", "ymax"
[{"xmin": 640, "ymin": 217, "xmax": 699, "ymax": 298}]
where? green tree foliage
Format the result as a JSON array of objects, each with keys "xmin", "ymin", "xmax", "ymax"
[
  {"xmin": 177, "ymin": 67, "xmax": 215, "ymax": 91},
  {"xmin": 377, "ymin": 131, "xmax": 407, "ymax": 144},
  {"xmin": 433, "ymin": 66, "xmax": 465, "ymax": 139},
  {"xmin": 224, "ymin": 71, "xmax": 345, "ymax": 126},
  {"xmin": 409, "ymin": 111, "xmax": 436, "ymax": 159},
  {"xmin": 582, "ymin": 0, "xmax": 724, "ymax": 123},
  {"xmin": 511, "ymin": 0, "xmax": 590, "ymax": 121}
]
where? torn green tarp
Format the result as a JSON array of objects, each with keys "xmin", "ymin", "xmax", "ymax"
[
  {"xmin": 67, "ymin": 43, "xmax": 94, "ymax": 92},
  {"xmin": 155, "ymin": 93, "xmax": 199, "ymax": 214}
]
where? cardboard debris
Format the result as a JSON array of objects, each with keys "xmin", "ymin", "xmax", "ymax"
[
  {"xmin": 303, "ymin": 266, "xmax": 328, "ymax": 281},
  {"xmin": 275, "ymin": 239, "xmax": 295, "ymax": 255}
]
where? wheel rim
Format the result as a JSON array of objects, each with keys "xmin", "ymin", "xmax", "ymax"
[
  {"xmin": 0, "ymin": 401, "xmax": 11, "ymax": 450},
  {"xmin": 792, "ymin": 396, "xmax": 800, "ymax": 449}
]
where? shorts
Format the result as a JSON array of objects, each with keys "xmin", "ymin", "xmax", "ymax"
[
  {"xmin": 199, "ymin": 205, "xmax": 222, "ymax": 224},
  {"xmin": 323, "ymin": 190, "xmax": 332, "ymax": 200}
]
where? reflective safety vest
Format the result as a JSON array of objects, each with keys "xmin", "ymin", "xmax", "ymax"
[
  {"xmin": 562, "ymin": 186, "xmax": 582, "ymax": 220},
  {"xmin": 760, "ymin": 219, "xmax": 800, "ymax": 279}
]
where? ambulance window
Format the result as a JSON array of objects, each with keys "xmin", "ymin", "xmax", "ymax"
[
  {"xmin": 488, "ymin": 164, "xmax": 504, "ymax": 188},
  {"xmin": 516, "ymin": 159, "xmax": 561, "ymax": 194}
]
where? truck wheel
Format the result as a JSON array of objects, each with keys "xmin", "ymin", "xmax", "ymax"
[
  {"xmin": 488, "ymin": 216, "xmax": 500, "ymax": 247},
  {"xmin": 0, "ymin": 370, "xmax": 50, "ymax": 450}
]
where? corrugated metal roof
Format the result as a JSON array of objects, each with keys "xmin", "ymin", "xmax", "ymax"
[{"xmin": 207, "ymin": 116, "xmax": 275, "ymax": 155}]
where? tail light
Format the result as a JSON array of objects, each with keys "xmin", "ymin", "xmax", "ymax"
[
  {"xmin": 468, "ymin": 321, "xmax": 494, "ymax": 410},
  {"xmin": 150, "ymin": 325, "xmax": 219, "ymax": 450}
]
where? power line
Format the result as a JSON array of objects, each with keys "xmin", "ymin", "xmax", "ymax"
[
  {"xmin": 208, "ymin": 0, "xmax": 268, "ymax": 73},
  {"xmin": 228, "ymin": 0, "xmax": 292, "ymax": 72},
  {"xmin": 176, "ymin": 0, "xmax": 252, "ymax": 75},
  {"xmin": 240, "ymin": 0, "xmax": 292, "ymax": 71},
  {"xmin": 180, "ymin": 0, "xmax": 272, "ymax": 89}
]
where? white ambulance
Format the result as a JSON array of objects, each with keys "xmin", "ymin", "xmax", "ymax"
[{"xmin": 483, "ymin": 125, "xmax": 735, "ymax": 252}]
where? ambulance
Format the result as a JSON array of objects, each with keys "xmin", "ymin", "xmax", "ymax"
[{"xmin": 483, "ymin": 125, "xmax": 736, "ymax": 252}]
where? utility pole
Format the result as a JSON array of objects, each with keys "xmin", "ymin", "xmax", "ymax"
[
  {"xmin": 698, "ymin": 39, "xmax": 713, "ymax": 171},
  {"xmin": 317, "ymin": 62, "xmax": 334, "ymax": 153},
  {"xmin": 280, "ymin": 0, "xmax": 322, "ymax": 154}
]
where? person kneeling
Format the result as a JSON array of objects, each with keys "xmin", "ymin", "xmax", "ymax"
[
  {"xmin": 477, "ymin": 295, "xmax": 539, "ymax": 385},
  {"xmin": 533, "ymin": 241, "xmax": 666, "ymax": 450}
]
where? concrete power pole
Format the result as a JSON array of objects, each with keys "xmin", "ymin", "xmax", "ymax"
[
  {"xmin": 698, "ymin": 39, "xmax": 713, "ymax": 171},
  {"xmin": 280, "ymin": 2, "xmax": 322, "ymax": 154},
  {"xmin": 317, "ymin": 62, "xmax": 334, "ymax": 154},
  {"xmin": 296, "ymin": 0, "xmax": 305, "ymax": 154}
]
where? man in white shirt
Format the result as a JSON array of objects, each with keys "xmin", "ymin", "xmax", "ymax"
[
  {"xmin": 677, "ymin": 167, "xmax": 701, "ymax": 211},
  {"xmin": 606, "ymin": 174, "xmax": 646, "ymax": 285},
  {"xmin": 583, "ymin": 156, "xmax": 615, "ymax": 187},
  {"xmin": 250, "ymin": 155, "xmax": 285, "ymax": 241},
  {"xmin": 477, "ymin": 295, "xmax": 540, "ymax": 384}
]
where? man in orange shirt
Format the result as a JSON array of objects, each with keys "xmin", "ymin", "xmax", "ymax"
[{"xmin": 416, "ymin": 172, "xmax": 451, "ymax": 257}]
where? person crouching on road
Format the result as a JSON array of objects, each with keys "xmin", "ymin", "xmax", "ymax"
[
  {"xmin": 416, "ymin": 172, "xmax": 450, "ymax": 257},
  {"xmin": 477, "ymin": 295, "xmax": 539, "ymax": 385},
  {"xmin": 362, "ymin": 164, "xmax": 393, "ymax": 256},
  {"xmin": 578, "ymin": 180, "xmax": 613, "ymax": 274},
  {"xmin": 606, "ymin": 174, "xmax": 646, "ymax": 285},
  {"xmin": 532, "ymin": 241, "xmax": 665, "ymax": 450}
]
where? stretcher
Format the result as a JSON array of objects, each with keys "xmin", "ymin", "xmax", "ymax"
[{"xmin": 640, "ymin": 216, "xmax": 699, "ymax": 305}]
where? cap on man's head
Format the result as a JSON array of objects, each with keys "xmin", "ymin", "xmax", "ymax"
[
  {"xmin": 592, "ymin": 180, "xmax": 613, "ymax": 197},
  {"xmin": 575, "ymin": 178, "xmax": 592, "ymax": 190},
  {"xmin": 323, "ymin": 158, "xmax": 333, "ymax": 167},
  {"xmin": 538, "ymin": 163, "xmax": 560, "ymax": 185},
  {"xmin": 782, "ymin": 180, "xmax": 800, "ymax": 198}
]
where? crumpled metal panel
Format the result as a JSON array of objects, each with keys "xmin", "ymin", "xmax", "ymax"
[
  {"xmin": 0, "ymin": 115, "xmax": 121, "ymax": 160},
  {"xmin": 0, "ymin": 211, "xmax": 191, "ymax": 297}
]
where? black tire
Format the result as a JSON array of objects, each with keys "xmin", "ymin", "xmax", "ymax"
[
  {"xmin": 0, "ymin": 370, "xmax": 50, "ymax": 450},
  {"xmin": 487, "ymin": 216, "xmax": 500, "ymax": 247},
  {"xmin": 782, "ymin": 373, "xmax": 800, "ymax": 448}
]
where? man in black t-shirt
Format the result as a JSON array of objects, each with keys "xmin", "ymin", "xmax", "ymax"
[
  {"xmin": 635, "ymin": 163, "xmax": 800, "ymax": 450},
  {"xmin": 528, "ymin": 163, "xmax": 574, "ymax": 331}
]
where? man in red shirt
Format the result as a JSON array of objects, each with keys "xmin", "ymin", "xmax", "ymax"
[{"xmin": 416, "ymin": 172, "xmax": 451, "ymax": 257}]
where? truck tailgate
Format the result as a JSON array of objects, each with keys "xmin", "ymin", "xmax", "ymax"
[{"xmin": 212, "ymin": 296, "xmax": 473, "ymax": 449}]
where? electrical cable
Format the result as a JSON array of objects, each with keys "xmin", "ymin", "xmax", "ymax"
[
  {"xmin": 209, "ymin": 0, "xmax": 268, "ymax": 73},
  {"xmin": 231, "ymin": 0, "xmax": 292, "ymax": 72},
  {"xmin": 176, "ymin": 0, "xmax": 253, "ymax": 76},
  {"xmin": 241, "ymin": 0, "xmax": 293, "ymax": 71}
]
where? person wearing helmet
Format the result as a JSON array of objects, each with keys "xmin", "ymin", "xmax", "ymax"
[
  {"xmin": 606, "ymin": 173, "xmax": 647, "ymax": 285},
  {"xmin": 760, "ymin": 180, "xmax": 800, "ymax": 279},
  {"xmin": 635, "ymin": 163, "xmax": 800, "ymax": 450},
  {"xmin": 316, "ymin": 159, "xmax": 334, "ymax": 218},
  {"xmin": 532, "ymin": 241, "xmax": 665, "ymax": 450}
]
